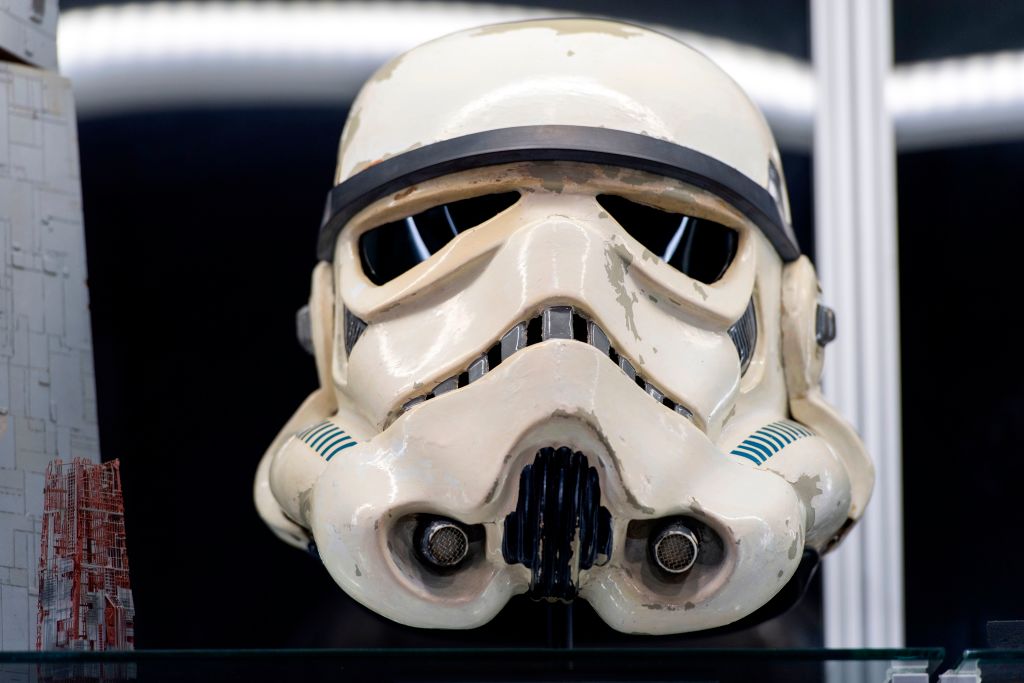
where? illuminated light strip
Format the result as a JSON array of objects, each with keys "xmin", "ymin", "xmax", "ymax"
[
  {"xmin": 56, "ymin": 1, "xmax": 813, "ymax": 150},
  {"xmin": 890, "ymin": 49, "xmax": 1024, "ymax": 150},
  {"xmin": 58, "ymin": 2, "xmax": 1024, "ymax": 151}
]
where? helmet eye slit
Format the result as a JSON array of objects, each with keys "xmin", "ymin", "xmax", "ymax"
[
  {"xmin": 359, "ymin": 191, "xmax": 520, "ymax": 285},
  {"xmin": 595, "ymin": 194, "xmax": 739, "ymax": 284}
]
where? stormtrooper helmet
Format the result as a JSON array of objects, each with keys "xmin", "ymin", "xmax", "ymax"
[{"xmin": 254, "ymin": 18, "xmax": 874, "ymax": 635}]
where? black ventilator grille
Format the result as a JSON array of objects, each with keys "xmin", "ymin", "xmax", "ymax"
[{"xmin": 503, "ymin": 448, "xmax": 612, "ymax": 601}]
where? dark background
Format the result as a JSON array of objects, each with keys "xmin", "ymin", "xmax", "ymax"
[{"xmin": 64, "ymin": 0, "xmax": 1024, "ymax": 658}]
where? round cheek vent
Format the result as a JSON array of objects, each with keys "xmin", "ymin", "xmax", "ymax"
[
  {"xmin": 417, "ymin": 519, "xmax": 470, "ymax": 568},
  {"xmin": 651, "ymin": 522, "xmax": 699, "ymax": 574}
]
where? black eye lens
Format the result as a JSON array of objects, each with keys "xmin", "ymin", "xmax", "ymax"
[
  {"xmin": 359, "ymin": 192, "xmax": 520, "ymax": 285},
  {"xmin": 596, "ymin": 194, "xmax": 739, "ymax": 284}
]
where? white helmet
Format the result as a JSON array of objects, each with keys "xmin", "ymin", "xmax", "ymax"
[{"xmin": 254, "ymin": 18, "xmax": 873, "ymax": 635}]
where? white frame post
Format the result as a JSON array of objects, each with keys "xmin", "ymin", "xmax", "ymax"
[{"xmin": 811, "ymin": 0, "xmax": 905, "ymax": 648}]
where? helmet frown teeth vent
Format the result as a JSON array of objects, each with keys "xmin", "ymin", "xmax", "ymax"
[
  {"xmin": 344, "ymin": 307, "xmax": 368, "ymax": 356},
  {"xmin": 398, "ymin": 306, "xmax": 696, "ymax": 423},
  {"xmin": 596, "ymin": 194, "xmax": 738, "ymax": 284},
  {"xmin": 728, "ymin": 298, "xmax": 758, "ymax": 375},
  {"xmin": 359, "ymin": 191, "xmax": 520, "ymax": 285}
]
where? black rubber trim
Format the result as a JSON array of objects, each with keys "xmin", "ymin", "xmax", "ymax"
[{"xmin": 317, "ymin": 125, "xmax": 800, "ymax": 262}]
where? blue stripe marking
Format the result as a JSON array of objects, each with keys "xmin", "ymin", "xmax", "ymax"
[
  {"xmin": 303, "ymin": 422, "xmax": 333, "ymax": 443},
  {"xmin": 305, "ymin": 420, "xmax": 332, "ymax": 437},
  {"xmin": 729, "ymin": 420, "xmax": 814, "ymax": 465},
  {"xmin": 743, "ymin": 439, "xmax": 773, "ymax": 460},
  {"xmin": 318, "ymin": 432, "xmax": 350, "ymax": 454},
  {"xmin": 296, "ymin": 423, "xmax": 318, "ymax": 440},
  {"xmin": 312, "ymin": 427, "xmax": 342, "ymax": 448},
  {"xmin": 734, "ymin": 445, "xmax": 767, "ymax": 463},
  {"xmin": 310, "ymin": 427, "xmax": 341, "ymax": 449},
  {"xmin": 748, "ymin": 434, "xmax": 781, "ymax": 454},
  {"xmin": 297, "ymin": 420, "xmax": 359, "ymax": 461},
  {"xmin": 783, "ymin": 421, "xmax": 809, "ymax": 438},
  {"xmin": 775, "ymin": 422, "xmax": 802, "ymax": 440},
  {"xmin": 756, "ymin": 429, "xmax": 786, "ymax": 450},
  {"xmin": 762, "ymin": 425, "xmax": 793, "ymax": 444},
  {"xmin": 325, "ymin": 440, "xmax": 357, "ymax": 461},
  {"xmin": 732, "ymin": 450, "xmax": 762, "ymax": 465}
]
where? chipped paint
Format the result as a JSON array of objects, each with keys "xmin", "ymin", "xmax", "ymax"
[
  {"xmin": 371, "ymin": 52, "xmax": 407, "ymax": 83},
  {"xmin": 788, "ymin": 536, "xmax": 799, "ymax": 560},
  {"xmin": 526, "ymin": 162, "xmax": 598, "ymax": 193},
  {"xmin": 348, "ymin": 141, "xmax": 424, "ymax": 178},
  {"xmin": 793, "ymin": 474, "xmax": 823, "ymax": 531},
  {"xmin": 692, "ymin": 281, "xmax": 709, "ymax": 301},
  {"xmin": 338, "ymin": 106, "xmax": 361, "ymax": 159},
  {"xmin": 554, "ymin": 20, "xmax": 643, "ymax": 38},
  {"xmin": 298, "ymin": 487, "xmax": 314, "ymax": 525},
  {"xmin": 470, "ymin": 18, "xmax": 643, "ymax": 40},
  {"xmin": 605, "ymin": 243, "xmax": 641, "ymax": 340},
  {"xmin": 617, "ymin": 169, "xmax": 655, "ymax": 186},
  {"xmin": 393, "ymin": 185, "xmax": 418, "ymax": 200}
]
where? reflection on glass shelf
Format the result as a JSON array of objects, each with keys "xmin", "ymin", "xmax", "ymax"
[
  {"xmin": 0, "ymin": 647, "xmax": 944, "ymax": 683},
  {"xmin": 943, "ymin": 649, "xmax": 1024, "ymax": 683}
]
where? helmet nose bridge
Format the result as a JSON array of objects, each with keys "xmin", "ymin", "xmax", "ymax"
[
  {"xmin": 496, "ymin": 202, "xmax": 733, "ymax": 340},
  {"xmin": 497, "ymin": 201, "xmax": 614, "ymax": 306}
]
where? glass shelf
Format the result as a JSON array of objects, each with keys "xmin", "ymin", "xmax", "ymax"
[
  {"xmin": 0, "ymin": 647, "xmax": 945, "ymax": 683},
  {"xmin": 943, "ymin": 649, "xmax": 1024, "ymax": 682}
]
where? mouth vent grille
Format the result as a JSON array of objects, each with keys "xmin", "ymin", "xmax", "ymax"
[
  {"xmin": 727, "ymin": 298, "xmax": 757, "ymax": 375},
  {"xmin": 344, "ymin": 307, "xmax": 368, "ymax": 357},
  {"xmin": 399, "ymin": 306, "xmax": 695, "ymax": 421}
]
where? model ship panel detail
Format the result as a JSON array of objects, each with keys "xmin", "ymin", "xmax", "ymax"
[{"xmin": 36, "ymin": 458, "xmax": 134, "ymax": 651}]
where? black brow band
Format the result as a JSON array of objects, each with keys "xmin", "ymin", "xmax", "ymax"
[{"xmin": 318, "ymin": 125, "xmax": 798, "ymax": 262}]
